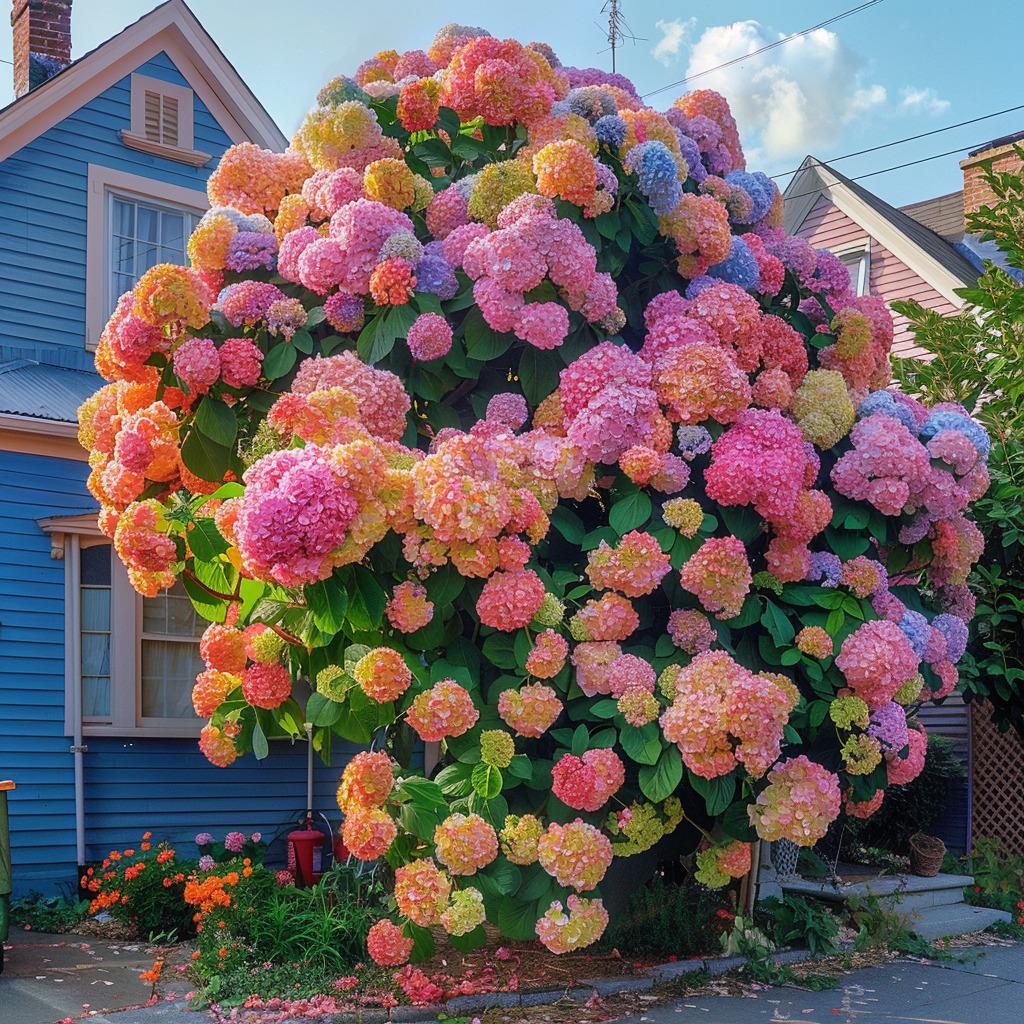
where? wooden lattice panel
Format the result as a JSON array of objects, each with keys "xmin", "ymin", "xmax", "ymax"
[{"xmin": 970, "ymin": 700, "xmax": 1024, "ymax": 857}]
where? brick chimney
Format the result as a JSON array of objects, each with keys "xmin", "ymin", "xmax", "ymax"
[
  {"xmin": 11, "ymin": 0, "xmax": 72, "ymax": 98},
  {"xmin": 960, "ymin": 130, "xmax": 1024, "ymax": 218}
]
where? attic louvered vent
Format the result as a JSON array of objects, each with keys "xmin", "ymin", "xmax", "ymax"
[
  {"xmin": 122, "ymin": 73, "xmax": 210, "ymax": 167},
  {"xmin": 144, "ymin": 90, "xmax": 179, "ymax": 148}
]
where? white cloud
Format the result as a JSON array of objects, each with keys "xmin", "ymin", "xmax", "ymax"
[
  {"xmin": 680, "ymin": 21, "xmax": 886, "ymax": 163},
  {"xmin": 652, "ymin": 18, "xmax": 693, "ymax": 67},
  {"xmin": 899, "ymin": 86, "xmax": 950, "ymax": 116}
]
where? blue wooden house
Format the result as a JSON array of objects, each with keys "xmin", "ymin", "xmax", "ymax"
[{"xmin": 0, "ymin": 0, "xmax": 349, "ymax": 897}]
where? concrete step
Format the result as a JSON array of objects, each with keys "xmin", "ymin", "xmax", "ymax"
[
  {"xmin": 901, "ymin": 902, "xmax": 1012, "ymax": 942},
  {"xmin": 781, "ymin": 872, "xmax": 974, "ymax": 912}
]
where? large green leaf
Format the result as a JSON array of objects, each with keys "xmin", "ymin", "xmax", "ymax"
[
  {"xmin": 609, "ymin": 489, "xmax": 653, "ymax": 535},
  {"xmin": 305, "ymin": 575, "xmax": 350, "ymax": 634},
  {"xmin": 181, "ymin": 426, "xmax": 231, "ymax": 482},
  {"xmin": 689, "ymin": 772, "xmax": 736, "ymax": 816},
  {"xmin": 346, "ymin": 566, "xmax": 386, "ymax": 631},
  {"xmin": 194, "ymin": 397, "xmax": 238, "ymax": 447},
  {"xmin": 262, "ymin": 341, "xmax": 297, "ymax": 380},
  {"xmin": 471, "ymin": 762, "xmax": 504, "ymax": 799},
  {"xmin": 619, "ymin": 722, "xmax": 663, "ymax": 766},
  {"xmin": 518, "ymin": 346, "xmax": 560, "ymax": 406},
  {"xmin": 639, "ymin": 745, "xmax": 683, "ymax": 802}
]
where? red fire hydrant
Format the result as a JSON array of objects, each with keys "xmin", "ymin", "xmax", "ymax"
[{"xmin": 287, "ymin": 816, "xmax": 325, "ymax": 888}]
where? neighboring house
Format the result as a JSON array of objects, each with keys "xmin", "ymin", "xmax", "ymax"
[
  {"xmin": 783, "ymin": 134, "xmax": 1024, "ymax": 855},
  {"xmin": 0, "ymin": 0, "xmax": 350, "ymax": 896}
]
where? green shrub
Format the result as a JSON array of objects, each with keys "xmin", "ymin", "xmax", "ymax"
[
  {"xmin": 760, "ymin": 894, "xmax": 839, "ymax": 958},
  {"xmin": 597, "ymin": 875, "xmax": 732, "ymax": 957},
  {"xmin": 964, "ymin": 837, "xmax": 1024, "ymax": 918},
  {"xmin": 10, "ymin": 891, "xmax": 88, "ymax": 933},
  {"xmin": 853, "ymin": 736, "xmax": 966, "ymax": 853}
]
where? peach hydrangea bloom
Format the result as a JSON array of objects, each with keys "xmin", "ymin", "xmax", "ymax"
[
  {"xmin": 353, "ymin": 647, "xmax": 413, "ymax": 703},
  {"xmin": 405, "ymin": 679, "xmax": 479, "ymax": 742},
  {"xmin": 366, "ymin": 919, "xmax": 414, "ymax": 966},
  {"xmin": 394, "ymin": 858, "xmax": 451, "ymax": 926},
  {"xmin": 497, "ymin": 683, "xmax": 563, "ymax": 738},
  {"xmin": 535, "ymin": 895, "xmax": 609, "ymax": 953},
  {"xmin": 748, "ymin": 755, "xmax": 841, "ymax": 846},
  {"xmin": 537, "ymin": 819, "xmax": 614, "ymax": 890},
  {"xmin": 433, "ymin": 813, "xmax": 499, "ymax": 875}
]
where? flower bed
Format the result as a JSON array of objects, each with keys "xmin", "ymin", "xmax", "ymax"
[{"xmin": 79, "ymin": 21, "xmax": 989, "ymax": 968}]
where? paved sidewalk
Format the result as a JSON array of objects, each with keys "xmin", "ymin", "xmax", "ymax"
[
  {"xmin": 4, "ymin": 928, "xmax": 1022, "ymax": 1024},
  {"xmin": 609, "ymin": 944, "xmax": 1024, "ymax": 1024},
  {"xmin": 2, "ymin": 929, "xmax": 190, "ymax": 1024}
]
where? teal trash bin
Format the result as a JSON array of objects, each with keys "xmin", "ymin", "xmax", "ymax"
[{"xmin": 0, "ymin": 780, "xmax": 14, "ymax": 975}]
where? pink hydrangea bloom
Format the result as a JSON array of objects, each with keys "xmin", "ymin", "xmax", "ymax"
[{"xmin": 749, "ymin": 755, "xmax": 842, "ymax": 846}]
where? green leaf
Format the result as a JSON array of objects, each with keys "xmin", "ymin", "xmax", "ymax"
[
  {"xmin": 609, "ymin": 489, "xmax": 652, "ymax": 535},
  {"xmin": 720, "ymin": 800, "xmax": 757, "ymax": 842},
  {"xmin": 496, "ymin": 898, "xmax": 541, "ymax": 941},
  {"xmin": 518, "ymin": 346, "xmax": 560, "ymax": 406},
  {"xmin": 194, "ymin": 397, "xmax": 238, "ymax": 447},
  {"xmin": 305, "ymin": 575, "xmax": 349, "ymax": 634},
  {"xmin": 471, "ymin": 762, "xmax": 504, "ymax": 799},
  {"xmin": 306, "ymin": 692, "xmax": 344, "ymax": 728},
  {"xmin": 347, "ymin": 566, "xmax": 386, "ymax": 631},
  {"xmin": 482, "ymin": 632, "xmax": 517, "ymax": 670},
  {"xmin": 590, "ymin": 698, "xmax": 620, "ymax": 719},
  {"xmin": 825, "ymin": 608, "xmax": 846, "ymax": 635},
  {"xmin": 251, "ymin": 721, "xmax": 269, "ymax": 760},
  {"xmin": 570, "ymin": 723, "xmax": 590, "ymax": 756},
  {"xmin": 720, "ymin": 505, "xmax": 763, "ymax": 542},
  {"xmin": 187, "ymin": 518, "xmax": 228, "ymax": 562},
  {"xmin": 809, "ymin": 700, "xmax": 831, "ymax": 727},
  {"xmin": 435, "ymin": 762, "xmax": 474, "ymax": 798},
  {"xmin": 619, "ymin": 723, "xmax": 663, "ymax": 765},
  {"xmin": 463, "ymin": 306, "xmax": 512, "ymax": 360},
  {"xmin": 639, "ymin": 746, "xmax": 683, "ymax": 802},
  {"xmin": 262, "ymin": 342, "xmax": 298, "ymax": 380},
  {"xmin": 404, "ymin": 922, "xmax": 436, "ymax": 963},
  {"xmin": 550, "ymin": 506, "xmax": 586, "ymax": 545},
  {"xmin": 760, "ymin": 601, "xmax": 795, "ymax": 646},
  {"xmin": 181, "ymin": 426, "xmax": 231, "ymax": 482},
  {"xmin": 448, "ymin": 925, "xmax": 488, "ymax": 952},
  {"xmin": 507, "ymin": 755, "xmax": 533, "ymax": 781},
  {"xmin": 689, "ymin": 772, "xmax": 736, "ymax": 816}
]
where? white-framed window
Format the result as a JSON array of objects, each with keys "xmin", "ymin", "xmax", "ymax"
[
  {"xmin": 831, "ymin": 238, "xmax": 872, "ymax": 297},
  {"xmin": 85, "ymin": 165, "xmax": 207, "ymax": 350},
  {"xmin": 108, "ymin": 192, "xmax": 202, "ymax": 316},
  {"xmin": 120, "ymin": 73, "xmax": 212, "ymax": 167},
  {"xmin": 40, "ymin": 518, "xmax": 205, "ymax": 738}
]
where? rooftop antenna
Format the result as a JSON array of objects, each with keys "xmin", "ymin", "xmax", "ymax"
[{"xmin": 600, "ymin": 0, "xmax": 643, "ymax": 73}]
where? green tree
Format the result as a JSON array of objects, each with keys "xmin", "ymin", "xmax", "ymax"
[{"xmin": 892, "ymin": 145, "xmax": 1024, "ymax": 736}]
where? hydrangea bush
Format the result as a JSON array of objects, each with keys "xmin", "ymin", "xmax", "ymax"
[{"xmin": 79, "ymin": 24, "xmax": 989, "ymax": 963}]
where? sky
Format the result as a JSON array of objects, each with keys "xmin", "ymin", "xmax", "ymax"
[{"xmin": 2, "ymin": 0, "xmax": 1023, "ymax": 206}]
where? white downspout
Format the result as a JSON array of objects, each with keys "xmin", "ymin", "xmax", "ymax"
[
  {"xmin": 304, "ymin": 721, "xmax": 314, "ymax": 814},
  {"xmin": 67, "ymin": 534, "xmax": 86, "ymax": 869}
]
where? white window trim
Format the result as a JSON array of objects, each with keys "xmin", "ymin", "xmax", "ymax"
[
  {"xmin": 39, "ymin": 516, "xmax": 203, "ymax": 739},
  {"xmin": 120, "ymin": 72, "xmax": 212, "ymax": 167},
  {"xmin": 85, "ymin": 164, "xmax": 208, "ymax": 351},
  {"xmin": 830, "ymin": 237, "xmax": 872, "ymax": 297}
]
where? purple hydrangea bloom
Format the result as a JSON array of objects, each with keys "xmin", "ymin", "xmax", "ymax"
[
  {"xmin": 195, "ymin": 832, "xmax": 214, "ymax": 846},
  {"xmin": 676, "ymin": 425, "xmax": 713, "ymax": 459},
  {"xmin": 416, "ymin": 249, "xmax": 458, "ymax": 300},
  {"xmin": 808, "ymin": 551, "xmax": 842, "ymax": 588},
  {"xmin": 563, "ymin": 66, "xmax": 639, "ymax": 98},
  {"xmin": 932, "ymin": 612, "xmax": 969, "ymax": 663},
  {"xmin": 198, "ymin": 854, "xmax": 216, "ymax": 872},
  {"xmin": 813, "ymin": 249, "xmax": 851, "ymax": 295},
  {"xmin": 684, "ymin": 275, "xmax": 717, "ymax": 300},
  {"xmin": 226, "ymin": 231, "xmax": 277, "ymax": 272},
  {"xmin": 674, "ymin": 131, "xmax": 707, "ymax": 183},
  {"xmin": 868, "ymin": 701, "xmax": 909, "ymax": 752},
  {"xmin": 857, "ymin": 391, "xmax": 920, "ymax": 432}
]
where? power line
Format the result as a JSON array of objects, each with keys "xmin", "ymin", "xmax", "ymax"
[
  {"xmin": 769, "ymin": 104, "xmax": 1024, "ymax": 181},
  {"xmin": 781, "ymin": 143, "xmax": 979, "ymax": 205},
  {"xmin": 643, "ymin": 0, "xmax": 885, "ymax": 100}
]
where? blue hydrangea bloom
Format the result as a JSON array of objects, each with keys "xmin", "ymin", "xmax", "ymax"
[
  {"xmin": 594, "ymin": 114, "xmax": 627, "ymax": 150},
  {"xmin": 899, "ymin": 610, "xmax": 931, "ymax": 657},
  {"xmin": 567, "ymin": 87, "xmax": 617, "ymax": 123},
  {"xmin": 625, "ymin": 140, "xmax": 682, "ymax": 216},
  {"xmin": 706, "ymin": 235, "xmax": 760, "ymax": 291},
  {"xmin": 919, "ymin": 411, "xmax": 991, "ymax": 460},
  {"xmin": 857, "ymin": 390, "xmax": 919, "ymax": 432},
  {"xmin": 725, "ymin": 170, "xmax": 775, "ymax": 224}
]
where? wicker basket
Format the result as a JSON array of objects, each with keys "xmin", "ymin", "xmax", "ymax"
[{"xmin": 909, "ymin": 833, "xmax": 946, "ymax": 877}]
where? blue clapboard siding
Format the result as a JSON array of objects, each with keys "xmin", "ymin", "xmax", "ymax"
[
  {"xmin": 0, "ymin": 49, "xmax": 231, "ymax": 362},
  {"xmin": 0, "ymin": 451, "xmax": 92, "ymax": 892}
]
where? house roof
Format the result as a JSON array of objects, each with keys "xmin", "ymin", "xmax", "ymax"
[
  {"xmin": 899, "ymin": 191, "xmax": 965, "ymax": 241},
  {"xmin": 0, "ymin": 359, "xmax": 101, "ymax": 423},
  {"xmin": 0, "ymin": 0, "xmax": 286, "ymax": 163},
  {"xmin": 782, "ymin": 156, "xmax": 980, "ymax": 306}
]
